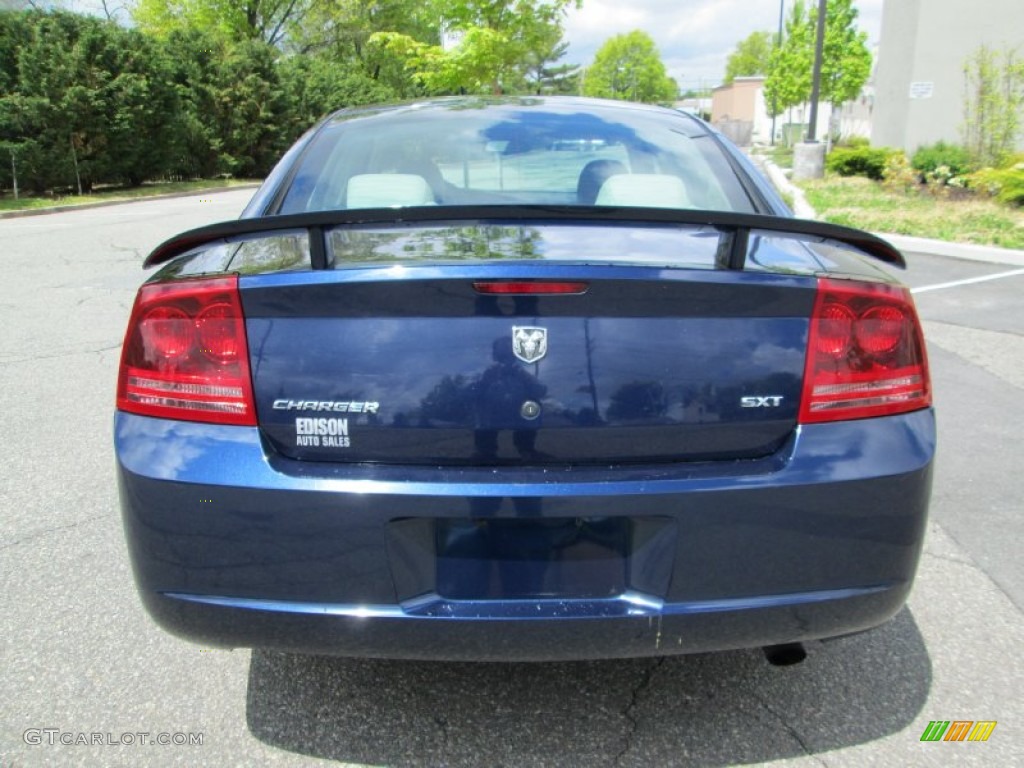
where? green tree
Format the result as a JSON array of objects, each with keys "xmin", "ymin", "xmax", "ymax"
[
  {"xmin": 158, "ymin": 30, "xmax": 294, "ymax": 177},
  {"xmin": 288, "ymin": 0, "xmax": 437, "ymax": 96},
  {"xmin": 158, "ymin": 28, "xmax": 226, "ymax": 178},
  {"xmin": 763, "ymin": 0, "xmax": 813, "ymax": 116},
  {"xmin": 522, "ymin": 30, "xmax": 579, "ymax": 94},
  {"xmin": 278, "ymin": 55, "xmax": 400, "ymax": 127},
  {"xmin": 132, "ymin": 0, "xmax": 312, "ymax": 45},
  {"xmin": 214, "ymin": 39, "xmax": 295, "ymax": 175},
  {"xmin": 291, "ymin": 0, "xmax": 436, "ymax": 58},
  {"xmin": 724, "ymin": 30, "xmax": 773, "ymax": 84},
  {"xmin": 818, "ymin": 0, "xmax": 872, "ymax": 105},
  {"xmin": 763, "ymin": 0, "xmax": 871, "ymax": 116},
  {"xmin": 962, "ymin": 45, "xmax": 1024, "ymax": 168},
  {"xmin": 370, "ymin": 0, "xmax": 579, "ymax": 95},
  {"xmin": 0, "ymin": 8, "xmax": 26, "ymax": 92},
  {"xmin": 0, "ymin": 11, "xmax": 179, "ymax": 191},
  {"xmin": 581, "ymin": 30, "xmax": 678, "ymax": 104}
]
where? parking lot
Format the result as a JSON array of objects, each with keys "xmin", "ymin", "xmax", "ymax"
[{"xmin": 1, "ymin": 190, "xmax": 1021, "ymax": 767}]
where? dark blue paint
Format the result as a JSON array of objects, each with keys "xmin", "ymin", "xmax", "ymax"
[
  {"xmin": 432, "ymin": 517, "xmax": 633, "ymax": 600},
  {"xmin": 241, "ymin": 262, "xmax": 814, "ymax": 465},
  {"xmin": 116, "ymin": 408, "xmax": 934, "ymax": 659}
]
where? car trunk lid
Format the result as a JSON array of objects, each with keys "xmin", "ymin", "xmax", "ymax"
[{"xmin": 243, "ymin": 257, "xmax": 814, "ymax": 465}]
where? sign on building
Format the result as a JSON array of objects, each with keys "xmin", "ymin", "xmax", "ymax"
[{"xmin": 909, "ymin": 82, "xmax": 935, "ymax": 99}]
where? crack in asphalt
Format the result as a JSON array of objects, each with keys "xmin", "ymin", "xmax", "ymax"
[
  {"xmin": 749, "ymin": 690, "xmax": 829, "ymax": 768},
  {"xmin": 0, "ymin": 342, "xmax": 121, "ymax": 365},
  {"xmin": 922, "ymin": 549, "xmax": 976, "ymax": 568},
  {"xmin": 105, "ymin": 241, "xmax": 144, "ymax": 262},
  {"xmin": 930, "ymin": 522, "xmax": 1024, "ymax": 614},
  {"xmin": 0, "ymin": 513, "xmax": 108, "ymax": 553},
  {"xmin": 613, "ymin": 657, "xmax": 665, "ymax": 766}
]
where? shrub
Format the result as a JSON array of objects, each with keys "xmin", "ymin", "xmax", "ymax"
[
  {"xmin": 912, "ymin": 141, "xmax": 973, "ymax": 178},
  {"xmin": 838, "ymin": 136, "xmax": 870, "ymax": 149},
  {"xmin": 826, "ymin": 146, "xmax": 898, "ymax": 180},
  {"xmin": 968, "ymin": 163, "xmax": 1024, "ymax": 206},
  {"xmin": 925, "ymin": 165, "xmax": 955, "ymax": 188},
  {"xmin": 1000, "ymin": 152, "xmax": 1024, "ymax": 168},
  {"xmin": 882, "ymin": 152, "xmax": 919, "ymax": 193}
]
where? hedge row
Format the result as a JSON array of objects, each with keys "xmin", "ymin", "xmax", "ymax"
[{"xmin": 0, "ymin": 10, "xmax": 398, "ymax": 194}]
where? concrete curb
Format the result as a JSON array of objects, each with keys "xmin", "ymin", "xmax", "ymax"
[
  {"xmin": 871, "ymin": 233, "xmax": 1024, "ymax": 268},
  {"xmin": 0, "ymin": 183, "xmax": 261, "ymax": 220},
  {"xmin": 757, "ymin": 159, "xmax": 816, "ymax": 219},
  {"xmin": 756, "ymin": 158, "xmax": 1024, "ymax": 267}
]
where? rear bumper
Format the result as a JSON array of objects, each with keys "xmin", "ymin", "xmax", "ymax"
[
  {"xmin": 116, "ymin": 409, "xmax": 935, "ymax": 661},
  {"xmin": 142, "ymin": 586, "xmax": 908, "ymax": 661}
]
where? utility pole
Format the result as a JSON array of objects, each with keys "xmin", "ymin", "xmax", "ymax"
[
  {"xmin": 770, "ymin": 0, "xmax": 785, "ymax": 146},
  {"xmin": 806, "ymin": 0, "xmax": 827, "ymax": 142},
  {"xmin": 793, "ymin": 0, "xmax": 828, "ymax": 180}
]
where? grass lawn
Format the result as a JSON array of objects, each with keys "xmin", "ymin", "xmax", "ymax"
[
  {"xmin": 0, "ymin": 178, "xmax": 260, "ymax": 213},
  {"xmin": 758, "ymin": 145, "xmax": 794, "ymax": 169},
  {"xmin": 799, "ymin": 175, "xmax": 1024, "ymax": 250}
]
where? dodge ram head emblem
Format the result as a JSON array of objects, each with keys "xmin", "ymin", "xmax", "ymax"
[{"xmin": 512, "ymin": 327, "xmax": 548, "ymax": 363}]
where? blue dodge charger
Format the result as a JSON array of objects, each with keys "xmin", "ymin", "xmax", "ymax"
[{"xmin": 115, "ymin": 97, "xmax": 934, "ymax": 663}]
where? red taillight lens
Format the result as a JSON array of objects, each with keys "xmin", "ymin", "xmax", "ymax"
[
  {"xmin": 857, "ymin": 305, "xmax": 905, "ymax": 355},
  {"xmin": 196, "ymin": 302, "xmax": 242, "ymax": 363},
  {"xmin": 799, "ymin": 278, "xmax": 931, "ymax": 423},
  {"xmin": 117, "ymin": 276, "xmax": 256, "ymax": 426},
  {"xmin": 816, "ymin": 302, "xmax": 855, "ymax": 357},
  {"xmin": 140, "ymin": 306, "xmax": 193, "ymax": 360}
]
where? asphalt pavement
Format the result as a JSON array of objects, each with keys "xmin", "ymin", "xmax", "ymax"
[{"xmin": 1, "ymin": 190, "xmax": 1021, "ymax": 767}]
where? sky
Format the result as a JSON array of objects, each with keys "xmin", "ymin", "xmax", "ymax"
[{"xmin": 562, "ymin": 0, "xmax": 884, "ymax": 91}]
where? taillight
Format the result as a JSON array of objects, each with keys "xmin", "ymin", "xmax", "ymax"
[
  {"xmin": 117, "ymin": 276, "xmax": 256, "ymax": 426},
  {"xmin": 473, "ymin": 281, "xmax": 589, "ymax": 295},
  {"xmin": 799, "ymin": 278, "xmax": 931, "ymax": 423}
]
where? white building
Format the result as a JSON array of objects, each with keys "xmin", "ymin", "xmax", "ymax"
[
  {"xmin": 871, "ymin": 0, "xmax": 1024, "ymax": 153},
  {"xmin": 710, "ymin": 77, "xmax": 866, "ymax": 147}
]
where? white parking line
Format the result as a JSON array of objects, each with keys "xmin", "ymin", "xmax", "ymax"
[{"xmin": 911, "ymin": 268, "xmax": 1024, "ymax": 294}]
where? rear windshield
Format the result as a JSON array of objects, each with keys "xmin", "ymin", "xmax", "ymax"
[{"xmin": 278, "ymin": 102, "xmax": 757, "ymax": 214}]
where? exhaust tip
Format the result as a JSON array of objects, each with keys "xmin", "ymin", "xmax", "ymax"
[{"xmin": 763, "ymin": 643, "xmax": 807, "ymax": 666}]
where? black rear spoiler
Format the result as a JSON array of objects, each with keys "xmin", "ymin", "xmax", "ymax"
[{"xmin": 143, "ymin": 205, "xmax": 905, "ymax": 270}]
